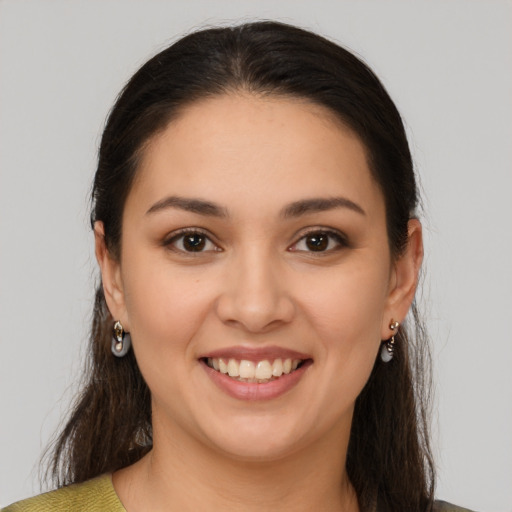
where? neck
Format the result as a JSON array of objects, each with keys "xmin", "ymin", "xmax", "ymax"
[{"xmin": 114, "ymin": 416, "xmax": 358, "ymax": 512}]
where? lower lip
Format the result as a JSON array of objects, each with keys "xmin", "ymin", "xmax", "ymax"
[{"xmin": 201, "ymin": 360, "xmax": 312, "ymax": 401}]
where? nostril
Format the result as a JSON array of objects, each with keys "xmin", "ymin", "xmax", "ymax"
[{"xmin": 214, "ymin": 276, "xmax": 295, "ymax": 333}]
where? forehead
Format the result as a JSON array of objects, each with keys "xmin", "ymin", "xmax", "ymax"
[{"xmin": 129, "ymin": 93, "xmax": 383, "ymax": 218}]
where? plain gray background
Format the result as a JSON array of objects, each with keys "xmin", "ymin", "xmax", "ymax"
[{"xmin": 1, "ymin": 1, "xmax": 511, "ymax": 510}]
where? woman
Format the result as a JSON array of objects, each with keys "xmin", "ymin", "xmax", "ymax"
[{"xmin": 2, "ymin": 21, "xmax": 474, "ymax": 512}]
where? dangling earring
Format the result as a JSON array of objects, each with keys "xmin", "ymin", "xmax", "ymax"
[
  {"xmin": 380, "ymin": 320, "xmax": 400, "ymax": 362},
  {"xmin": 111, "ymin": 320, "xmax": 131, "ymax": 357}
]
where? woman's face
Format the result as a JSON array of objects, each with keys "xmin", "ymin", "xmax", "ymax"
[{"xmin": 99, "ymin": 93, "xmax": 420, "ymax": 461}]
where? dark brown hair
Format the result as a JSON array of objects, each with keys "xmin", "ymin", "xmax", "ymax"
[{"xmin": 47, "ymin": 21, "xmax": 435, "ymax": 512}]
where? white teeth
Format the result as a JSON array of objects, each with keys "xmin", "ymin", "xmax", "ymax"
[
  {"xmin": 239, "ymin": 360, "xmax": 255, "ymax": 379},
  {"xmin": 219, "ymin": 359, "xmax": 228, "ymax": 374},
  {"xmin": 272, "ymin": 359, "xmax": 283, "ymax": 377},
  {"xmin": 255, "ymin": 360, "xmax": 273, "ymax": 380},
  {"xmin": 227, "ymin": 358, "xmax": 239, "ymax": 377},
  {"xmin": 207, "ymin": 357, "xmax": 303, "ymax": 381}
]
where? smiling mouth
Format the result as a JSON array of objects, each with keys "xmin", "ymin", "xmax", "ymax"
[{"xmin": 203, "ymin": 357, "xmax": 307, "ymax": 384}]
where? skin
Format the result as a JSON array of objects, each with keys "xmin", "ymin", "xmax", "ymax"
[{"xmin": 95, "ymin": 93, "xmax": 423, "ymax": 512}]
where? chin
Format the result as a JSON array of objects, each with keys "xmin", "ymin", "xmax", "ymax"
[
  {"xmin": 197, "ymin": 413, "xmax": 315, "ymax": 462},
  {"xmin": 212, "ymin": 436, "xmax": 302, "ymax": 462}
]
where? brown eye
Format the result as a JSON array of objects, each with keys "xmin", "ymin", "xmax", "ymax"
[
  {"xmin": 167, "ymin": 230, "xmax": 218, "ymax": 253},
  {"xmin": 290, "ymin": 229, "xmax": 347, "ymax": 253},
  {"xmin": 305, "ymin": 232, "xmax": 329, "ymax": 251},
  {"xmin": 182, "ymin": 233, "xmax": 206, "ymax": 251}
]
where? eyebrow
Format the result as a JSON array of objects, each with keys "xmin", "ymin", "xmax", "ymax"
[
  {"xmin": 281, "ymin": 197, "xmax": 366, "ymax": 218},
  {"xmin": 146, "ymin": 196, "xmax": 229, "ymax": 217},
  {"xmin": 145, "ymin": 195, "xmax": 365, "ymax": 218}
]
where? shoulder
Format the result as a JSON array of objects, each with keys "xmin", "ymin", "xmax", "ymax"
[
  {"xmin": 1, "ymin": 474, "xmax": 125, "ymax": 512},
  {"xmin": 434, "ymin": 500, "xmax": 477, "ymax": 512}
]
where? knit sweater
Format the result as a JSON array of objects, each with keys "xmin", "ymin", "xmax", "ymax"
[{"xmin": 2, "ymin": 474, "xmax": 476, "ymax": 512}]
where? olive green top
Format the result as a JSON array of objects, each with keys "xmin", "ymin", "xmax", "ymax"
[
  {"xmin": 2, "ymin": 475, "xmax": 125, "ymax": 512},
  {"xmin": 2, "ymin": 474, "xmax": 476, "ymax": 511}
]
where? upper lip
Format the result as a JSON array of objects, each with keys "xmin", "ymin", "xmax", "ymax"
[{"xmin": 200, "ymin": 345, "xmax": 312, "ymax": 363}]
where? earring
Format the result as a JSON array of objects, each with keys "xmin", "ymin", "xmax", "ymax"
[
  {"xmin": 380, "ymin": 320, "xmax": 400, "ymax": 363},
  {"xmin": 111, "ymin": 320, "xmax": 131, "ymax": 357}
]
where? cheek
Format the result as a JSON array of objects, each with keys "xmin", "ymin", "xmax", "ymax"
[
  {"xmin": 121, "ymin": 254, "xmax": 214, "ymax": 356},
  {"xmin": 296, "ymin": 256, "xmax": 391, "ymax": 397},
  {"xmin": 301, "ymin": 258, "xmax": 390, "ymax": 340},
  {"xmin": 121, "ymin": 264, "xmax": 217, "ymax": 412}
]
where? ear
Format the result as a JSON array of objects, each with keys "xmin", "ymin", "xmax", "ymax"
[
  {"xmin": 94, "ymin": 221, "xmax": 130, "ymax": 329},
  {"xmin": 381, "ymin": 219, "xmax": 423, "ymax": 339}
]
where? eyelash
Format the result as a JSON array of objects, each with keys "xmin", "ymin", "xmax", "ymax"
[
  {"xmin": 164, "ymin": 228, "xmax": 220, "ymax": 254},
  {"xmin": 288, "ymin": 228, "xmax": 348, "ymax": 254},
  {"xmin": 163, "ymin": 227, "xmax": 348, "ymax": 255}
]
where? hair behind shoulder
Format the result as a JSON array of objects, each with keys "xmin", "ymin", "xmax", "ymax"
[{"xmin": 44, "ymin": 21, "xmax": 435, "ymax": 512}]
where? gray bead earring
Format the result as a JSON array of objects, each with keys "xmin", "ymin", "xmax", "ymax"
[
  {"xmin": 380, "ymin": 320, "xmax": 400, "ymax": 363},
  {"xmin": 111, "ymin": 320, "xmax": 131, "ymax": 357}
]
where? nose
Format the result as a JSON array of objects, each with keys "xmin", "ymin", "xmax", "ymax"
[{"xmin": 215, "ymin": 248, "xmax": 295, "ymax": 333}]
